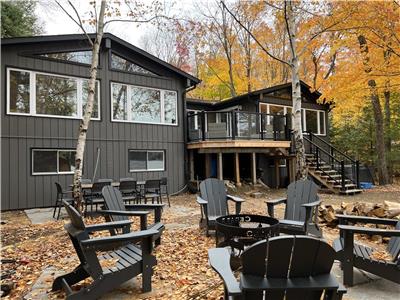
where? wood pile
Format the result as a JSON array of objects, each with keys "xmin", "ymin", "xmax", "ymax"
[{"xmin": 318, "ymin": 200, "xmax": 400, "ymax": 227}]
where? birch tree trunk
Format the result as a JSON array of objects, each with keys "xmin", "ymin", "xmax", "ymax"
[
  {"xmin": 286, "ymin": 0, "xmax": 307, "ymax": 179},
  {"xmin": 73, "ymin": 1, "xmax": 106, "ymax": 212},
  {"xmin": 358, "ymin": 35, "xmax": 389, "ymax": 185}
]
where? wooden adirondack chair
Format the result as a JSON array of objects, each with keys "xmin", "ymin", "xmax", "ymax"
[
  {"xmin": 333, "ymin": 214, "xmax": 400, "ymax": 286},
  {"xmin": 52, "ymin": 200, "xmax": 159, "ymax": 299},
  {"xmin": 266, "ymin": 179, "xmax": 322, "ymax": 237},
  {"xmin": 101, "ymin": 186, "xmax": 165, "ymax": 245},
  {"xmin": 197, "ymin": 178, "xmax": 245, "ymax": 236},
  {"xmin": 209, "ymin": 235, "xmax": 346, "ymax": 300}
]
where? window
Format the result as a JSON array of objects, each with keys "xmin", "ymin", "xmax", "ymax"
[
  {"xmin": 302, "ymin": 109, "xmax": 326, "ymax": 135},
  {"xmin": 37, "ymin": 51, "xmax": 92, "ymax": 64},
  {"xmin": 32, "ymin": 149, "xmax": 76, "ymax": 175},
  {"xmin": 111, "ymin": 53, "xmax": 157, "ymax": 76},
  {"xmin": 7, "ymin": 68, "xmax": 100, "ymax": 120},
  {"xmin": 111, "ymin": 82, "xmax": 178, "ymax": 125},
  {"xmin": 128, "ymin": 150, "xmax": 165, "ymax": 172}
]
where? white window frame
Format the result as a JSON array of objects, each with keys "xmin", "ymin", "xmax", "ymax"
[
  {"xmin": 111, "ymin": 82, "xmax": 178, "ymax": 126},
  {"xmin": 302, "ymin": 108, "xmax": 326, "ymax": 136},
  {"xmin": 128, "ymin": 150, "xmax": 165, "ymax": 172},
  {"xmin": 32, "ymin": 149, "xmax": 76, "ymax": 175},
  {"xmin": 6, "ymin": 67, "xmax": 100, "ymax": 120}
]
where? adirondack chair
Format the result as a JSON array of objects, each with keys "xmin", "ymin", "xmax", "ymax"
[
  {"xmin": 101, "ymin": 186, "xmax": 165, "ymax": 246},
  {"xmin": 209, "ymin": 235, "xmax": 346, "ymax": 300},
  {"xmin": 333, "ymin": 214, "xmax": 400, "ymax": 286},
  {"xmin": 266, "ymin": 179, "xmax": 322, "ymax": 237},
  {"xmin": 52, "ymin": 200, "xmax": 158, "ymax": 299},
  {"xmin": 197, "ymin": 178, "xmax": 245, "ymax": 236}
]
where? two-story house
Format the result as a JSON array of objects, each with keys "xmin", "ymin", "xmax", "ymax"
[{"xmin": 1, "ymin": 33, "xmax": 200, "ymax": 210}]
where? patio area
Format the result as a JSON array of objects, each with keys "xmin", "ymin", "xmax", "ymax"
[{"xmin": 1, "ymin": 185, "xmax": 399, "ymax": 299}]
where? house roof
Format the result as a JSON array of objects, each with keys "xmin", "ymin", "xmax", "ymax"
[
  {"xmin": 187, "ymin": 80, "xmax": 324, "ymax": 110},
  {"xmin": 1, "ymin": 33, "xmax": 201, "ymax": 86}
]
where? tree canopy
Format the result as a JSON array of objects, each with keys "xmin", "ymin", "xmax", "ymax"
[{"xmin": 1, "ymin": 1, "xmax": 43, "ymax": 38}]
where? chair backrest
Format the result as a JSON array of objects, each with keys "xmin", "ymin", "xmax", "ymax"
[
  {"xmin": 55, "ymin": 182, "xmax": 63, "ymax": 195},
  {"xmin": 241, "ymin": 235, "xmax": 336, "ymax": 299},
  {"xmin": 387, "ymin": 220, "xmax": 400, "ymax": 262},
  {"xmin": 119, "ymin": 178, "xmax": 137, "ymax": 194},
  {"xmin": 92, "ymin": 179, "xmax": 112, "ymax": 194},
  {"xmin": 145, "ymin": 179, "xmax": 161, "ymax": 190},
  {"xmin": 102, "ymin": 186, "xmax": 128, "ymax": 222},
  {"xmin": 160, "ymin": 177, "xmax": 167, "ymax": 186},
  {"xmin": 62, "ymin": 200, "xmax": 86, "ymax": 231},
  {"xmin": 81, "ymin": 178, "xmax": 92, "ymax": 184},
  {"xmin": 284, "ymin": 179, "xmax": 319, "ymax": 222},
  {"xmin": 199, "ymin": 178, "xmax": 227, "ymax": 218}
]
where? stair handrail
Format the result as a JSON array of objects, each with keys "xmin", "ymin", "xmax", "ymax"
[
  {"xmin": 307, "ymin": 131, "xmax": 356, "ymax": 163},
  {"xmin": 304, "ymin": 136, "xmax": 342, "ymax": 164}
]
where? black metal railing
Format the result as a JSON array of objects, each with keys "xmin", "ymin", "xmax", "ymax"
[
  {"xmin": 304, "ymin": 131, "xmax": 360, "ymax": 190},
  {"xmin": 187, "ymin": 111, "xmax": 291, "ymax": 142}
]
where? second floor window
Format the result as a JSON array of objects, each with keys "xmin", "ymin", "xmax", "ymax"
[
  {"xmin": 111, "ymin": 82, "xmax": 177, "ymax": 125},
  {"xmin": 7, "ymin": 68, "xmax": 100, "ymax": 120}
]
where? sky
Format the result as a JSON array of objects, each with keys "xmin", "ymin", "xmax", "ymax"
[{"xmin": 35, "ymin": 0, "xmax": 196, "ymax": 49}]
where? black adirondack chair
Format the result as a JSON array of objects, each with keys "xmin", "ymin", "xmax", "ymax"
[
  {"xmin": 52, "ymin": 200, "xmax": 158, "ymax": 299},
  {"xmin": 101, "ymin": 186, "xmax": 165, "ymax": 245},
  {"xmin": 197, "ymin": 178, "xmax": 244, "ymax": 236},
  {"xmin": 266, "ymin": 179, "xmax": 322, "ymax": 237},
  {"xmin": 333, "ymin": 214, "xmax": 400, "ymax": 286},
  {"xmin": 209, "ymin": 235, "xmax": 346, "ymax": 300}
]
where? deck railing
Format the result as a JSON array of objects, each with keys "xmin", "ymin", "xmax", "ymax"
[{"xmin": 187, "ymin": 111, "xmax": 291, "ymax": 142}]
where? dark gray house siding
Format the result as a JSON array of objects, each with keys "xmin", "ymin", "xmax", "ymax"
[{"xmin": 1, "ymin": 34, "xmax": 199, "ymax": 210}]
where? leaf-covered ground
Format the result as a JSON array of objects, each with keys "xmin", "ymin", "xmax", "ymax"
[{"xmin": 1, "ymin": 186, "xmax": 398, "ymax": 299}]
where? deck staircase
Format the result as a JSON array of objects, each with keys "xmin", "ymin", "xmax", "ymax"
[{"xmin": 303, "ymin": 132, "xmax": 363, "ymax": 195}]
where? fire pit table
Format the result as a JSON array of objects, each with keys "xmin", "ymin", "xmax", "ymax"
[{"xmin": 215, "ymin": 214, "xmax": 279, "ymax": 253}]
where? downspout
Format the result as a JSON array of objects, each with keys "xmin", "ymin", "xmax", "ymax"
[{"xmin": 182, "ymin": 79, "xmax": 198, "ymax": 191}]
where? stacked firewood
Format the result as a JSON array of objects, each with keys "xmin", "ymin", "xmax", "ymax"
[{"xmin": 318, "ymin": 201, "xmax": 400, "ymax": 227}]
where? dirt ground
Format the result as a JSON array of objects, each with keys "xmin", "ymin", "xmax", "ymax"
[{"xmin": 1, "ymin": 184, "xmax": 399, "ymax": 299}]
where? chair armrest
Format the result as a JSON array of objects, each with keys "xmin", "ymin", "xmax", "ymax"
[
  {"xmin": 208, "ymin": 248, "xmax": 242, "ymax": 296},
  {"xmin": 226, "ymin": 195, "xmax": 245, "ymax": 202},
  {"xmin": 338, "ymin": 225, "xmax": 400, "ymax": 237},
  {"xmin": 81, "ymin": 228, "xmax": 159, "ymax": 251},
  {"xmin": 336, "ymin": 214, "xmax": 398, "ymax": 226},
  {"xmin": 125, "ymin": 204, "xmax": 165, "ymax": 210},
  {"xmin": 302, "ymin": 199, "xmax": 321, "ymax": 208},
  {"xmin": 196, "ymin": 195, "xmax": 207, "ymax": 205},
  {"xmin": 266, "ymin": 198, "xmax": 287, "ymax": 218},
  {"xmin": 99, "ymin": 210, "xmax": 149, "ymax": 217},
  {"xmin": 85, "ymin": 220, "xmax": 132, "ymax": 233},
  {"xmin": 265, "ymin": 198, "xmax": 287, "ymax": 206}
]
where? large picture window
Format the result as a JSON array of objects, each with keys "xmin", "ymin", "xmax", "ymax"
[
  {"xmin": 128, "ymin": 150, "xmax": 165, "ymax": 172},
  {"xmin": 32, "ymin": 149, "xmax": 76, "ymax": 175},
  {"xmin": 37, "ymin": 51, "xmax": 92, "ymax": 65},
  {"xmin": 7, "ymin": 68, "xmax": 100, "ymax": 120},
  {"xmin": 111, "ymin": 53, "xmax": 157, "ymax": 76},
  {"xmin": 111, "ymin": 82, "xmax": 178, "ymax": 125}
]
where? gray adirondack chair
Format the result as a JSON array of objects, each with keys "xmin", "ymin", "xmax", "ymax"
[
  {"xmin": 333, "ymin": 214, "xmax": 400, "ymax": 286},
  {"xmin": 266, "ymin": 179, "xmax": 322, "ymax": 237},
  {"xmin": 52, "ymin": 200, "xmax": 158, "ymax": 299},
  {"xmin": 101, "ymin": 186, "xmax": 165, "ymax": 245},
  {"xmin": 197, "ymin": 178, "xmax": 244, "ymax": 236},
  {"xmin": 209, "ymin": 235, "xmax": 346, "ymax": 300}
]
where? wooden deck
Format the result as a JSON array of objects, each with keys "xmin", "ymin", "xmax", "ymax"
[{"xmin": 187, "ymin": 140, "xmax": 291, "ymax": 150}]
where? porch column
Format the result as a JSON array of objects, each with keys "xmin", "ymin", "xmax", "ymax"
[
  {"xmin": 218, "ymin": 152, "xmax": 223, "ymax": 180},
  {"xmin": 251, "ymin": 152, "xmax": 257, "ymax": 185},
  {"xmin": 274, "ymin": 158, "xmax": 280, "ymax": 188},
  {"xmin": 234, "ymin": 152, "xmax": 241, "ymax": 187},
  {"xmin": 205, "ymin": 153, "xmax": 211, "ymax": 178},
  {"xmin": 189, "ymin": 150, "xmax": 195, "ymax": 181},
  {"xmin": 287, "ymin": 158, "xmax": 294, "ymax": 183}
]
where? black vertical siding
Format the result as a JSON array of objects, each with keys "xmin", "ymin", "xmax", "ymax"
[{"xmin": 1, "ymin": 41, "xmax": 188, "ymax": 210}]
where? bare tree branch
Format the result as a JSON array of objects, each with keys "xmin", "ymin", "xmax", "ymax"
[{"xmin": 221, "ymin": 1, "xmax": 290, "ymax": 66}]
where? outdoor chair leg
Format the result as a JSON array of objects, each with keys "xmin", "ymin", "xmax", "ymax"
[
  {"xmin": 166, "ymin": 191, "xmax": 170, "ymax": 207},
  {"xmin": 53, "ymin": 199, "xmax": 58, "ymax": 219},
  {"xmin": 52, "ymin": 264, "xmax": 89, "ymax": 292},
  {"xmin": 57, "ymin": 200, "xmax": 62, "ymax": 220}
]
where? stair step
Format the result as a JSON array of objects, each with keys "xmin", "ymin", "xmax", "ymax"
[
  {"xmin": 333, "ymin": 184, "xmax": 357, "ymax": 188},
  {"xmin": 321, "ymin": 174, "xmax": 341, "ymax": 178},
  {"xmin": 327, "ymin": 179, "xmax": 351, "ymax": 184},
  {"xmin": 340, "ymin": 189, "xmax": 363, "ymax": 195},
  {"xmin": 315, "ymin": 170, "xmax": 337, "ymax": 174}
]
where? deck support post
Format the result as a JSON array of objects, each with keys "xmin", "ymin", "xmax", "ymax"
[
  {"xmin": 251, "ymin": 152, "xmax": 257, "ymax": 185},
  {"xmin": 189, "ymin": 150, "xmax": 195, "ymax": 181},
  {"xmin": 274, "ymin": 158, "xmax": 280, "ymax": 188},
  {"xmin": 218, "ymin": 152, "xmax": 223, "ymax": 180},
  {"xmin": 287, "ymin": 158, "xmax": 295, "ymax": 183},
  {"xmin": 234, "ymin": 152, "xmax": 241, "ymax": 187},
  {"xmin": 205, "ymin": 154, "xmax": 211, "ymax": 178}
]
